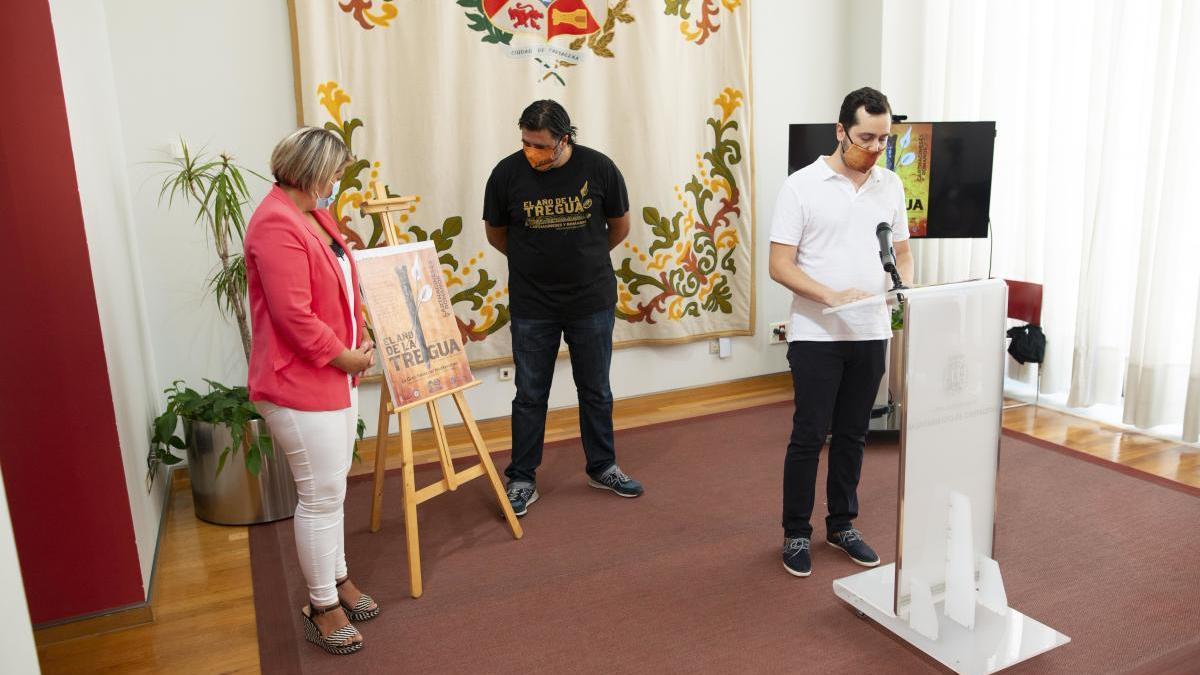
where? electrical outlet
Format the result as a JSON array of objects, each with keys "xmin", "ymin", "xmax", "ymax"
[
  {"xmin": 769, "ymin": 321, "xmax": 788, "ymax": 344},
  {"xmin": 498, "ymin": 366, "xmax": 514, "ymax": 381},
  {"xmin": 709, "ymin": 338, "xmax": 720, "ymax": 354}
]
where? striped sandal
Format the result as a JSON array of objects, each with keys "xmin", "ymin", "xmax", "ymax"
[
  {"xmin": 301, "ymin": 602, "xmax": 363, "ymax": 655},
  {"xmin": 336, "ymin": 577, "xmax": 381, "ymax": 622}
]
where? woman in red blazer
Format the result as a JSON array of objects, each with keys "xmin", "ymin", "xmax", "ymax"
[{"xmin": 245, "ymin": 127, "xmax": 377, "ymax": 655}]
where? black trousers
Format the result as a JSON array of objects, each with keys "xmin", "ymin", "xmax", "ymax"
[{"xmin": 782, "ymin": 339, "xmax": 887, "ymax": 539}]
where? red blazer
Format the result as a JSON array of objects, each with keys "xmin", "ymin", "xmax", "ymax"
[{"xmin": 245, "ymin": 185, "xmax": 368, "ymax": 411}]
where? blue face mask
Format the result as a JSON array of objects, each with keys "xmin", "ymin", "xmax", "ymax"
[{"xmin": 315, "ymin": 181, "xmax": 338, "ymax": 210}]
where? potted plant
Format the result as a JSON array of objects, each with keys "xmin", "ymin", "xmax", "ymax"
[
  {"xmin": 149, "ymin": 381, "xmax": 291, "ymax": 524},
  {"xmin": 146, "ymin": 142, "xmax": 297, "ymax": 525}
]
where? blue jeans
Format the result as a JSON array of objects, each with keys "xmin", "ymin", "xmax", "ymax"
[{"xmin": 504, "ymin": 308, "xmax": 617, "ymax": 485}]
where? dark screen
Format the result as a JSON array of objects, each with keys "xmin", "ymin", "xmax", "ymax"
[{"xmin": 786, "ymin": 121, "xmax": 995, "ymax": 238}]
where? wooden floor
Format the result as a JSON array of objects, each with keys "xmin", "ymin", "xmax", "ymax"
[
  {"xmin": 35, "ymin": 374, "xmax": 1199, "ymax": 674},
  {"xmin": 35, "ymin": 471, "xmax": 259, "ymax": 674},
  {"xmin": 1002, "ymin": 402, "xmax": 1200, "ymax": 489}
]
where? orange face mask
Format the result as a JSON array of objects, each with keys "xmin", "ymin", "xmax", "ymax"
[
  {"xmin": 523, "ymin": 139, "xmax": 561, "ymax": 171},
  {"xmin": 841, "ymin": 137, "xmax": 883, "ymax": 173}
]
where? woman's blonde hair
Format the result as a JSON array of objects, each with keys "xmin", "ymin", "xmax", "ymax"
[{"xmin": 270, "ymin": 127, "xmax": 353, "ymax": 193}]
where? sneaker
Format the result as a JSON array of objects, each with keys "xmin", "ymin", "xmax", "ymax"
[
  {"xmin": 782, "ymin": 537, "xmax": 812, "ymax": 577},
  {"xmin": 826, "ymin": 528, "xmax": 880, "ymax": 567},
  {"xmin": 505, "ymin": 483, "xmax": 538, "ymax": 517},
  {"xmin": 586, "ymin": 465, "xmax": 643, "ymax": 498}
]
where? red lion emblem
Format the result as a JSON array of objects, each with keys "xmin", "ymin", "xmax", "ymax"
[{"xmin": 508, "ymin": 2, "xmax": 544, "ymax": 29}]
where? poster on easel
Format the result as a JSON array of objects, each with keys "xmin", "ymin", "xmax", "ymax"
[{"xmin": 354, "ymin": 241, "xmax": 474, "ymax": 408}]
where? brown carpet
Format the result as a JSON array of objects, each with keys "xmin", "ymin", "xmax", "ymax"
[{"xmin": 249, "ymin": 402, "xmax": 1200, "ymax": 674}]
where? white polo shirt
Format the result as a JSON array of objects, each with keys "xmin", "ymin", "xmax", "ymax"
[{"xmin": 769, "ymin": 157, "xmax": 908, "ymax": 342}]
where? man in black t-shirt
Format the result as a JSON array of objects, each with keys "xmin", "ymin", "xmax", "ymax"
[{"xmin": 483, "ymin": 100, "xmax": 644, "ymax": 517}]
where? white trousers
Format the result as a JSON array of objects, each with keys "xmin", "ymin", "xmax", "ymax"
[{"xmin": 258, "ymin": 387, "xmax": 358, "ymax": 606}]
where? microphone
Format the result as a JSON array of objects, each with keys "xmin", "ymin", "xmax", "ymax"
[
  {"xmin": 876, "ymin": 222, "xmax": 905, "ymax": 290},
  {"xmin": 876, "ymin": 222, "xmax": 897, "ymax": 271}
]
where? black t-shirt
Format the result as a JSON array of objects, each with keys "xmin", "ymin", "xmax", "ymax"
[{"xmin": 482, "ymin": 144, "xmax": 629, "ymax": 319}]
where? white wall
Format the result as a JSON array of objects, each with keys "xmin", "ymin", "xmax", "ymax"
[
  {"xmin": 0, "ymin": 466, "xmax": 39, "ymax": 674},
  {"xmin": 48, "ymin": 0, "xmax": 169, "ymax": 596},
  {"xmin": 846, "ymin": 0, "xmax": 885, "ymax": 87},
  {"xmin": 102, "ymin": 0, "xmax": 299, "ymax": 396},
  {"xmin": 94, "ymin": 0, "xmax": 866, "ymax": 438}
]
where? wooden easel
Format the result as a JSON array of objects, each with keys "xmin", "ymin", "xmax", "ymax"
[{"xmin": 359, "ymin": 181, "xmax": 522, "ymax": 599}]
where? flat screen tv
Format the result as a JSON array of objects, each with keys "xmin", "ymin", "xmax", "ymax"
[{"xmin": 787, "ymin": 121, "xmax": 995, "ymax": 238}]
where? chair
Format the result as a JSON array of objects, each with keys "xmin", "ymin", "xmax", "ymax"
[{"xmin": 1003, "ymin": 279, "xmax": 1044, "ymax": 409}]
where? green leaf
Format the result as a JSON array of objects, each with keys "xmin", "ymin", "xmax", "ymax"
[
  {"xmin": 231, "ymin": 167, "xmax": 250, "ymax": 198},
  {"xmin": 720, "ymin": 246, "xmax": 737, "ymax": 274},
  {"xmin": 702, "ymin": 276, "xmax": 734, "ymax": 313},
  {"xmin": 367, "ymin": 214, "xmax": 386, "ymax": 248},
  {"xmin": 245, "ymin": 445, "xmax": 262, "ymax": 476},
  {"xmin": 451, "ymin": 269, "xmax": 498, "ymax": 310},
  {"xmin": 154, "ymin": 411, "xmax": 178, "ymax": 443},
  {"xmin": 644, "ymin": 207, "xmax": 681, "ymax": 255},
  {"xmin": 430, "ymin": 217, "xmax": 462, "ymax": 256},
  {"xmin": 616, "ymin": 258, "xmax": 665, "ymax": 295},
  {"xmin": 258, "ymin": 434, "xmax": 274, "ymax": 462},
  {"xmin": 440, "ymin": 216, "xmax": 463, "ymax": 239},
  {"xmin": 466, "ymin": 13, "xmax": 489, "ymax": 32},
  {"xmin": 342, "ymin": 158, "xmax": 371, "ymax": 192},
  {"xmin": 431, "ymin": 232, "xmax": 454, "ymax": 253},
  {"xmin": 216, "ymin": 447, "xmax": 230, "ymax": 476}
]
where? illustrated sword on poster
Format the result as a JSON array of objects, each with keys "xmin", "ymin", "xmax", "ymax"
[{"xmin": 395, "ymin": 264, "xmax": 433, "ymax": 371}]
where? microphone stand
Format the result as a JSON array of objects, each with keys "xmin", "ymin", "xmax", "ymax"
[{"xmin": 883, "ymin": 260, "xmax": 907, "ymax": 308}]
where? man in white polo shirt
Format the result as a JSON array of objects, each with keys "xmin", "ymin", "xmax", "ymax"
[{"xmin": 768, "ymin": 87, "xmax": 914, "ymax": 577}]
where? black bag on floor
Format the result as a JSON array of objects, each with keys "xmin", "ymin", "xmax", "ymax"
[{"xmin": 1006, "ymin": 324, "xmax": 1046, "ymax": 365}]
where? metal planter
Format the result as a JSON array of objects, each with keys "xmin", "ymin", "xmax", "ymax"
[{"xmin": 184, "ymin": 419, "xmax": 296, "ymax": 525}]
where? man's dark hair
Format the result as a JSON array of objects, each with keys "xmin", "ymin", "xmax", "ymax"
[
  {"xmin": 518, "ymin": 99, "xmax": 577, "ymax": 144},
  {"xmin": 838, "ymin": 87, "xmax": 891, "ymax": 131}
]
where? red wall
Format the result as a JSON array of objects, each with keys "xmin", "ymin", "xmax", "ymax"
[{"xmin": 0, "ymin": 0, "xmax": 145, "ymax": 624}]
